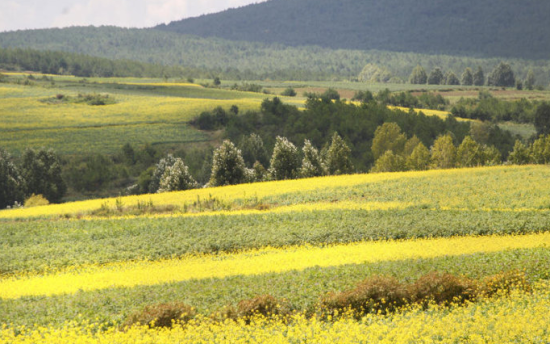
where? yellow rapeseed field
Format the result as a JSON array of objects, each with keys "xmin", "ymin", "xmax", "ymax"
[
  {"xmin": 1, "ymin": 231, "xmax": 548, "ymax": 299},
  {"xmin": 1, "ymin": 165, "xmax": 548, "ymax": 219},
  {"xmin": 1, "ymin": 282, "xmax": 548, "ymax": 343}
]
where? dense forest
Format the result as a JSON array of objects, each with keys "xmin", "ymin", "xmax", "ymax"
[
  {"xmin": 2, "ymin": 27, "xmax": 550, "ymax": 84},
  {"xmin": 159, "ymin": 0, "xmax": 550, "ymax": 60}
]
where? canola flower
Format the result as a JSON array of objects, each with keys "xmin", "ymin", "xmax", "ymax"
[
  {"xmin": 1, "ymin": 164, "xmax": 549, "ymax": 219},
  {"xmin": 1, "ymin": 231, "xmax": 549, "ymax": 299},
  {"xmin": 1, "ymin": 282, "xmax": 549, "ymax": 343}
]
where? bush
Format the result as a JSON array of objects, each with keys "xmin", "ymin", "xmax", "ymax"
[
  {"xmin": 319, "ymin": 275, "xmax": 408, "ymax": 318},
  {"xmin": 409, "ymin": 272, "xmax": 477, "ymax": 306},
  {"xmin": 24, "ymin": 194, "xmax": 49, "ymax": 208},
  {"xmin": 212, "ymin": 295, "xmax": 291, "ymax": 324},
  {"xmin": 281, "ymin": 87, "xmax": 297, "ymax": 97},
  {"xmin": 478, "ymin": 270, "xmax": 532, "ymax": 298},
  {"xmin": 123, "ymin": 302, "xmax": 195, "ymax": 329}
]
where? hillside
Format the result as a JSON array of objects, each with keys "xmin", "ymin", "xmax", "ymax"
[{"xmin": 159, "ymin": 0, "xmax": 550, "ymax": 60}]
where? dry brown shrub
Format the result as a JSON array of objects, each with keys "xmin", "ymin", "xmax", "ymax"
[
  {"xmin": 409, "ymin": 271, "xmax": 477, "ymax": 306},
  {"xmin": 319, "ymin": 275, "xmax": 409, "ymax": 319},
  {"xmin": 236, "ymin": 295, "xmax": 291, "ymax": 323},
  {"xmin": 122, "ymin": 302, "xmax": 195, "ymax": 329}
]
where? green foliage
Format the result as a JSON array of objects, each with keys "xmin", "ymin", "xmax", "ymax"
[
  {"xmin": 406, "ymin": 143, "xmax": 431, "ymax": 171},
  {"xmin": 445, "ymin": 72, "xmax": 460, "ymax": 85},
  {"xmin": 409, "ymin": 65, "xmax": 427, "ymax": 84},
  {"xmin": 63, "ymin": 154, "xmax": 115, "ymax": 193},
  {"xmin": 158, "ymin": 158, "xmax": 198, "ymax": 193},
  {"xmin": 371, "ymin": 151, "xmax": 407, "ymax": 173},
  {"xmin": 456, "ymin": 136, "xmax": 484, "ymax": 167},
  {"xmin": 371, "ymin": 123, "xmax": 407, "ymax": 159},
  {"xmin": 524, "ymin": 69, "xmax": 536, "ymax": 91},
  {"xmin": 488, "ymin": 62, "xmax": 516, "ymax": 87},
  {"xmin": 530, "ymin": 135, "xmax": 550, "ymax": 164},
  {"xmin": 21, "ymin": 148, "xmax": 66, "ymax": 203},
  {"xmin": 473, "ymin": 66, "xmax": 485, "ymax": 86},
  {"xmin": 431, "ymin": 134, "xmax": 457, "ymax": 169},
  {"xmin": 149, "ymin": 155, "xmax": 178, "ymax": 193},
  {"xmin": 461, "ymin": 68, "xmax": 473, "ymax": 86},
  {"xmin": 209, "ymin": 140, "xmax": 246, "ymax": 186},
  {"xmin": 300, "ymin": 140, "xmax": 326, "ymax": 178},
  {"xmin": 321, "ymin": 88, "xmax": 340, "ymax": 101},
  {"xmin": 0, "ymin": 148, "xmax": 24, "ymax": 209},
  {"xmin": 534, "ymin": 102, "xmax": 550, "ymax": 136},
  {"xmin": 325, "ymin": 133, "xmax": 354, "ymax": 175},
  {"xmin": 238, "ymin": 134, "xmax": 269, "ymax": 168},
  {"xmin": 508, "ymin": 140, "xmax": 531, "ymax": 165},
  {"xmin": 358, "ymin": 63, "xmax": 392, "ymax": 83},
  {"xmin": 428, "ymin": 68, "xmax": 444, "ymax": 85},
  {"xmin": 352, "ymin": 90, "xmax": 374, "ymax": 103},
  {"xmin": 281, "ymin": 87, "xmax": 297, "ymax": 97},
  {"xmin": 268, "ymin": 136, "xmax": 300, "ymax": 180}
]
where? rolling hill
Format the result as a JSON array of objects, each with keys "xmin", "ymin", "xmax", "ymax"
[{"xmin": 158, "ymin": 0, "xmax": 550, "ymax": 60}]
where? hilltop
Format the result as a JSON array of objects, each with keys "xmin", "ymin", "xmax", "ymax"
[{"xmin": 158, "ymin": 0, "xmax": 550, "ymax": 60}]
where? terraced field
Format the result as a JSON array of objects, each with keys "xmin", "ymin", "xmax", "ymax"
[{"xmin": 1, "ymin": 165, "xmax": 549, "ymax": 342}]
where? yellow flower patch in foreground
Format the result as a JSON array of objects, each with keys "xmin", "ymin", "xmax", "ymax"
[
  {"xmin": 1, "ymin": 232, "xmax": 549, "ymax": 299},
  {"xmin": 1, "ymin": 283, "xmax": 549, "ymax": 343}
]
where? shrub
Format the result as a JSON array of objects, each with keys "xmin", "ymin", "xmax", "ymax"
[
  {"xmin": 479, "ymin": 270, "xmax": 532, "ymax": 298},
  {"xmin": 24, "ymin": 194, "xmax": 49, "ymax": 208},
  {"xmin": 236, "ymin": 295, "xmax": 291, "ymax": 322},
  {"xmin": 281, "ymin": 87, "xmax": 297, "ymax": 97},
  {"xmin": 319, "ymin": 275, "xmax": 408, "ymax": 319},
  {"xmin": 123, "ymin": 302, "xmax": 195, "ymax": 329},
  {"xmin": 409, "ymin": 272, "xmax": 477, "ymax": 306}
]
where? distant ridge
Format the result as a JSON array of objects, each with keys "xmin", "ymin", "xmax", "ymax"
[{"xmin": 157, "ymin": 0, "xmax": 550, "ymax": 60}]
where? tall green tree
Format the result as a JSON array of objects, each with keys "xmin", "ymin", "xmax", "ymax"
[
  {"xmin": 488, "ymin": 62, "xmax": 516, "ymax": 87},
  {"xmin": 431, "ymin": 134, "xmax": 456, "ymax": 169},
  {"xmin": 325, "ymin": 132, "xmax": 354, "ymax": 175},
  {"xmin": 158, "ymin": 158, "xmax": 197, "ymax": 192},
  {"xmin": 21, "ymin": 148, "xmax": 66, "ymax": 203},
  {"xmin": 406, "ymin": 143, "xmax": 431, "ymax": 171},
  {"xmin": 473, "ymin": 66, "xmax": 485, "ymax": 86},
  {"xmin": 507, "ymin": 140, "xmax": 530, "ymax": 165},
  {"xmin": 446, "ymin": 72, "xmax": 460, "ymax": 85},
  {"xmin": 534, "ymin": 102, "xmax": 550, "ymax": 136},
  {"xmin": 428, "ymin": 68, "xmax": 445, "ymax": 85},
  {"xmin": 0, "ymin": 148, "xmax": 24, "ymax": 209},
  {"xmin": 268, "ymin": 136, "xmax": 300, "ymax": 180},
  {"xmin": 409, "ymin": 65, "xmax": 427, "ymax": 84},
  {"xmin": 456, "ymin": 136, "xmax": 483, "ymax": 167},
  {"xmin": 371, "ymin": 123, "xmax": 407, "ymax": 159},
  {"xmin": 149, "ymin": 154, "xmax": 178, "ymax": 193},
  {"xmin": 210, "ymin": 140, "xmax": 246, "ymax": 186},
  {"xmin": 300, "ymin": 139, "xmax": 326, "ymax": 178},
  {"xmin": 524, "ymin": 69, "xmax": 536, "ymax": 90},
  {"xmin": 461, "ymin": 68, "xmax": 473, "ymax": 86},
  {"xmin": 371, "ymin": 151, "xmax": 406, "ymax": 173}
]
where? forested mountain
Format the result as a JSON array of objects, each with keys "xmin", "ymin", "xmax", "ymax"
[
  {"xmin": 2, "ymin": 27, "xmax": 550, "ymax": 83},
  {"xmin": 159, "ymin": 0, "xmax": 550, "ymax": 60}
]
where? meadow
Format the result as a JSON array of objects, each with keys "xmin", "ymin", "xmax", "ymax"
[{"xmin": 1, "ymin": 165, "xmax": 550, "ymax": 342}]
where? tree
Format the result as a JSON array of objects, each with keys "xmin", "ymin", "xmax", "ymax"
[
  {"xmin": 409, "ymin": 65, "xmax": 427, "ymax": 84},
  {"xmin": 431, "ymin": 134, "xmax": 456, "ymax": 169},
  {"xmin": 482, "ymin": 145, "xmax": 502, "ymax": 166},
  {"xmin": 371, "ymin": 123, "xmax": 407, "ymax": 159},
  {"xmin": 268, "ymin": 136, "xmax": 300, "ymax": 180},
  {"xmin": 325, "ymin": 132, "xmax": 354, "ymax": 175},
  {"xmin": 456, "ymin": 136, "xmax": 483, "ymax": 167},
  {"xmin": 473, "ymin": 66, "xmax": 485, "ymax": 86},
  {"xmin": 0, "ymin": 148, "xmax": 24, "ymax": 209},
  {"xmin": 488, "ymin": 62, "xmax": 515, "ymax": 87},
  {"xmin": 445, "ymin": 72, "xmax": 460, "ymax": 86},
  {"xmin": 428, "ymin": 68, "xmax": 444, "ymax": 85},
  {"xmin": 149, "ymin": 154, "xmax": 177, "ymax": 193},
  {"xmin": 461, "ymin": 68, "xmax": 474, "ymax": 86},
  {"xmin": 210, "ymin": 140, "xmax": 246, "ymax": 186},
  {"xmin": 238, "ymin": 133, "xmax": 269, "ymax": 167},
  {"xmin": 534, "ymin": 102, "xmax": 550, "ymax": 136},
  {"xmin": 371, "ymin": 151, "xmax": 406, "ymax": 173},
  {"xmin": 508, "ymin": 140, "xmax": 530, "ymax": 165},
  {"xmin": 281, "ymin": 87, "xmax": 297, "ymax": 97},
  {"xmin": 530, "ymin": 135, "xmax": 550, "ymax": 164},
  {"xmin": 406, "ymin": 143, "xmax": 431, "ymax": 171},
  {"xmin": 321, "ymin": 88, "xmax": 340, "ymax": 101},
  {"xmin": 524, "ymin": 69, "xmax": 536, "ymax": 90},
  {"xmin": 213, "ymin": 77, "xmax": 221, "ymax": 86},
  {"xmin": 121, "ymin": 143, "xmax": 136, "ymax": 165},
  {"xmin": 300, "ymin": 139, "xmax": 326, "ymax": 178},
  {"xmin": 158, "ymin": 158, "xmax": 197, "ymax": 192},
  {"xmin": 403, "ymin": 135, "xmax": 422, "ymax": 157},
  {"xmin": 21, "ymin": 148, "xmax": 66, "ymax": 203}
]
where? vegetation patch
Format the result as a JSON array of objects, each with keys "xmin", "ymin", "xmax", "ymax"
[{"xmin": 40, "ymin": 93, "xmax": 116, "ymax": 105}]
